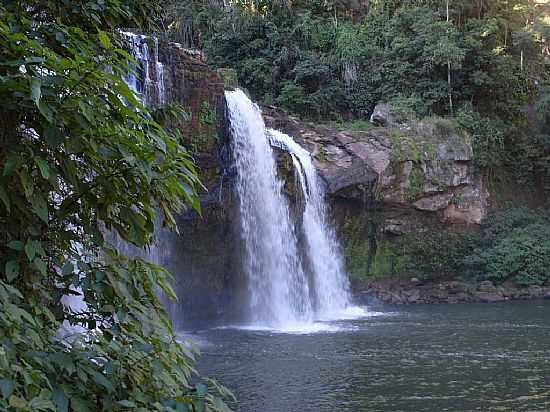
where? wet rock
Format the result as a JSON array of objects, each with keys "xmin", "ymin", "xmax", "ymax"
[
  {"xmin": 478, "ymin": 280, "xmax": 496, "ymax": 293},
  {"xmin": 446, "ymin": 281, "xmax": 470, "ymax": 294},
  {"xmin": 544, "ymin": 291, "xmax": 550, "ymax": 300},
  {"xmin": 476, "ymin": 292, "xmax": 506, "ymax": 303},
  {"xmin": 527, "ymin": 285, "xmax": 544, "ymax": 298},
  {"xmin": 404, "ymin": 289, "xmax": 421, "ymax": 303},
  {"xmin": 263, "ymin": 106, "xmax": 487, "ymax": 233}
]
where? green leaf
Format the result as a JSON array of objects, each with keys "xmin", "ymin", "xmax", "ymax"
[
  {"xmin": 44, "ymin": 126, "xmax": 63, "ymax": 148},
  {"xmin": 31, "ymin": 77, "xmax": 41, "ymax": 106},
  {"xmin": 7, "ymin": 240, "xmax": 23, "ymax": 251},
  {"xmin": 19, "ymin": 169, "xmax": 33, "ymax": 198},
  {"xmin": 196, "ymin": 383, "xmax": 208, "ymax": 397},
  {"xmin": 0, "ymin": 185, "xmax": 10, "ymax": 212},
  {"xmin": 92, "ymin": 372, "xmax": 114, "ymax": 393},
  {"xmin": 31, "ymin": 194, "xmax": 48, "ymax": 223},
  {"xmin": 52, "ymin": 388, "xmax": 69, "ymax": 412},
  {"xmin": 98, "ymin": 30, "xmax": 112, "ymax": 49},
  {"xmin": 0, "ymin": 379, "xmax": 14, "ymax": 399},
  {"xmin": 70, "ymin": 397, "xmax": 92, "ymax": 412},
  {"xmin": 34, "ymin": 258, "xmax": 47, "ymax": 276},
  {"xmin": 3, "ymin": 153, "xmax": 23, "ymax": 176},
  {"xmin": 25, "ymin": 240, "xmax": 40, "ymax": 262},
  {"xmin": 38, "ymin": 101, "xmax": 53, "ymax": 123},
  {"xmin": 34, "ymin": 157, "xmax": 51, "ymax": 179},
  {"xmin": 61, "ymin": 262, "xmax": 74, "ymax": 276},
  {"xmin": 5, "ymin": 260, "xmax": 19, "ymax": 282},
  {"xmin": 28, "ymin": 397, "xmax": 56, "ymax": 410},
  {"xmin": 116, "ymin": 400, "xmax": 137, "ymax": 408},
  {"xmin": 9, "ymin": 395, "xmax": 26, "ymax": 409}
]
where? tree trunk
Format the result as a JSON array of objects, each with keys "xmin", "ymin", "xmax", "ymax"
[
  {"xmin": 520, "ymin": 49, "xmax": 524, "ymax": 72},
  {"xmin": 447, "ymin": 0, "xmax": 454, "ymax": 116}
]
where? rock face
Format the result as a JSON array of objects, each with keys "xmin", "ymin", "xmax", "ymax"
[
  {"xmin": 155, "ymin": 41, "xmax": 242, "ymax": 320},
  {"xmin": 263, "ymin": 106, "xmax": 488, "ymax": 234}
]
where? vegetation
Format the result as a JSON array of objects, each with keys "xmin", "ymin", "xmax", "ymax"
[
  {"xmin": 0, "ymin": 0, "xmax": 548, "ymax": 407},
  {"xmin": 0, "ymin": 1, "xmax": 230, "ymax": 411},
  {"xmin": 346, "ymin": 208, "xmax": 550, "ymax": 286}
]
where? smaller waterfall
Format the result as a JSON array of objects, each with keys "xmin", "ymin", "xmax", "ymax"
[{"xmin": 269, "ymin": 130, "xmax": 351, "ymax": 317}]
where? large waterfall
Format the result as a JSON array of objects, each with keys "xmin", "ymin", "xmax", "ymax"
[
  {"xmin": 226, "ymin": 89, "xmax": 353, "ymax": 328},
  {"xmin": 226, "ymin": 90, "xmax": 313, "ymax": 326}
]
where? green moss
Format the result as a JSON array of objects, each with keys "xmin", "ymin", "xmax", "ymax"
[
  {"xmin": 185, "ymin": 100, "xmax": 218, "ymax": 154},
  {"xmin": 322, "ymin": 119, "xmax": 374, "ymax": 132},
  {"xmin": 217, "ymin": 68, "xmax": 238, "ymax": 90},
  {"xmin": 199, "ymin": 101, "xmax": 216, "ymax": 126},
  {"xmin": 406, "ymin": 164, "xmax": 425, "ymax": 201},
  {"xmin": 315, "ymin": 147, "xmax": 327, "ymax": 162}
]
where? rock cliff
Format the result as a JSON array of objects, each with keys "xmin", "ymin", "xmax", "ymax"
[{"xmin": 264, "ymin": 106, "xmax": 488, "ymax": 234}]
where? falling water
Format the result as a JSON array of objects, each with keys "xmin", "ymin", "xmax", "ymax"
[
  {"xmin": 226, "ymin": 90, "xmax": 313, "ymax": 327},
  {"xmin": 122, "ymin": 32, "xmax": 165, "ymax": 107},
  {"xmin": 269, "ymin": 130, "xmax": 351, "ymax": 317}
]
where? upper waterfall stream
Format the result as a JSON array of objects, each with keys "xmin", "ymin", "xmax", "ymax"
[{"xmin": 226, "ymin": 89, "xmax": 359, "ymax": 329}]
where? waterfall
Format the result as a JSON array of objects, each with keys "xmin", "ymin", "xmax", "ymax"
[
  {"xmin": 268, "ymin": 130, "xmax": 351, "ymax": 317},
  {"xmin": 122, "ymin": 32, "xmax": 165, "ymax": 107},
  {"xmin": 227, "ymin": 89, "xmax": 355, "ymax": 327},
  {"xmin": 226, "ymin": 90, "xmax": 313, "ymax": 327}
]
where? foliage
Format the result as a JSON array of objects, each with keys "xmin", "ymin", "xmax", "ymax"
[
  {"xmin": 367, "ymin": 208, "xmax": 550, "ymax": 286},
  {"xmin": 0, "ymin": 1, "xmax": 230, "ymax": 411},
  {"xmin": 466, "ymin": 223, "xmax": 550, "ymax": 285}
]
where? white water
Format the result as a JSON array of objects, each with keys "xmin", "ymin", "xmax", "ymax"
[
  {"xmin": 226, "ymin": 89, "xmax": 361, "ymax": 329},
  {"xmin": 226, "ymin": 90, "xmax": 313, "ymax": 327},
  {"xmin": 268, "ymin": 130, "xmax": 352, "ymax": 317},
  {"xmin": 122, "ymin": 32, "xmax": 165, "ymax": 107}
]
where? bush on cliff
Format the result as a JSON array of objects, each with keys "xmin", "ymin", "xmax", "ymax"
[{"xmin": 382, "ymin": 208, "xmax": 550, "ymax": 286}]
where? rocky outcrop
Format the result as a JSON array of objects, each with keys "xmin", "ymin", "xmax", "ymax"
[
  {"xmin": 359, "ymin": 279, "xmax": 550, "ymax": 305},
  {"xmin": 263, "ymin": 106, "xmax": 488, "ymax": 233}
]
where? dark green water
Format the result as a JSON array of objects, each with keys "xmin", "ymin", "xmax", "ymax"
[{"xmin": 195, "ymin": 301, "xmax": 550, "ymax": 411}]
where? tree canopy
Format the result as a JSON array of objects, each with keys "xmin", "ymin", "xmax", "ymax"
[{"xmin": 163, "ymin": 0, "xmax": 550, "ymax": 191}]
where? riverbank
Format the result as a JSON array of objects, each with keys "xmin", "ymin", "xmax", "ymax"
[{"xmin": 354, "ymin": 278, "xmax": 550, "ymax": 305}]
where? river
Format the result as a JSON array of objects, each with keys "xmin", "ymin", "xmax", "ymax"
[{"xmin": 193, "ymin": 300, "xmax": 550, "ymax": 411}]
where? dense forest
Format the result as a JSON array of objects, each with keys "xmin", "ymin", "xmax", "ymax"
[
  {"xmin": 165, "ymin": 0, "xmax": 549, "ymax": 186},
  {"xmin": 1, "ymin": 0, "xmax": 549, "ymax": 411}
]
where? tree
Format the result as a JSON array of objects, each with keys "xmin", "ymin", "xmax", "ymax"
[{"xmin": 0, "ymin": 1, "xmax": 230, "ymax": 410}]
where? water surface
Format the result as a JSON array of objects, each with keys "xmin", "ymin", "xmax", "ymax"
[{"xmin": 196, "ymin": 300, "xmax": 550, "ymax": 411}]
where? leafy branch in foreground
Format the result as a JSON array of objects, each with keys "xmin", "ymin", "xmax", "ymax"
[{"xmin": 0, "ymin": 1, "xmax": 231, "ymax": 410}]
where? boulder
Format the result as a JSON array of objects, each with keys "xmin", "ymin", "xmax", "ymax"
[
  {"xmin": 527, "ymin": 285, "xmax": 544, "ymax": 298},
  {"xmin": 478, "ymin": 280, "xmax": 496, "ymax": 292},
  {"xmin": 476, "ymin": 292, "xmax": 506, "ymax": 303},
  {"xmin": 544, "ymin": 291, "xmax": 550, "ymax": 300},
  {"xmin": 370, "ymin": 103, "xmax": 402, "ymax": 127}
]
